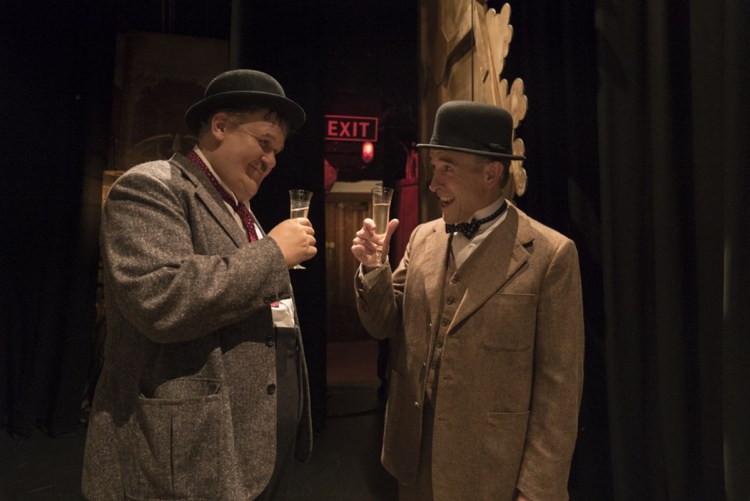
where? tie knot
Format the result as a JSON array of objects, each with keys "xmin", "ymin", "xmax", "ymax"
[{"xmin": 445, "ymin": 200, "xmax": 508, "ymax": 239}]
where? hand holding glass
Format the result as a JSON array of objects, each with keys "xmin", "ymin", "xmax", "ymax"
[
  {"xmin": 371, "ymin": 187, "xmax": 394, "ymax": 265},
  {"xmin": 289, "ymin": 189, "xmax": 313, "ymax": 269}
]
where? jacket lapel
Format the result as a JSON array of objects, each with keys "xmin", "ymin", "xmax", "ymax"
[
  {"xmin": 170, "ymin": 153, "xmax": 247, "ymax": 248},
  {"xmin": 448, "ymin": 206, "xmax": 532, "ymax": 332}
]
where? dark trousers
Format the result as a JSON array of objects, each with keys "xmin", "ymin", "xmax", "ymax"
[{"xmin": 256, "ymin": 327, "xmax": 302, "ymax": 501}]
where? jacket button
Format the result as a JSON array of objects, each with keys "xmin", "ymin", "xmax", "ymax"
[
  {"xmin": 414, "ymin": 401, "xmax": 420, "ymax": 409},
  {"xmin": 263, "ymin": 296, "xmax": 277, "ymax": 305},
  {"xmin": 436, "ymin": 340, "xmax": 444, "ymax": 348},
  {"xmin": 266, "ymin": 384, "xmax": 276, "ymax": 395},
  {"xmin": 265, "ymin": 336, "xmax": 275, "ymax": 347},
  {"xmin": 450, "ymin": 276, "xmax": 459, "ymax": 284}
]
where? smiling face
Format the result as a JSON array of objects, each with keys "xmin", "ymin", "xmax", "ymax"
[
  {"xmin": 201, "ymin": 109, "xmax": 288, "ymax": 203},
  {"xmin": 428, "ymin": 149, "xmax": 504, "ymax": 223}
]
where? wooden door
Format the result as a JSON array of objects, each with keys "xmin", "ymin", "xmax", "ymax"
[{"xmin": 325, "ymin": 192, "xmax": 372, "ymax": 342}]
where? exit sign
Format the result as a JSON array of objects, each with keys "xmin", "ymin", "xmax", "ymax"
[{"xmin": 325, "ymin": 115, "xmax": 378, "ymax": 142}]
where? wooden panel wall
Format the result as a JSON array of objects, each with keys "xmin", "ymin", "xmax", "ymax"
[{"xmin": 325, "ymin": 192, "xmax": 373, "ymax": 342}]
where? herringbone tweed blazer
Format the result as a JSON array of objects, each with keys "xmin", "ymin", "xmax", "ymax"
[
  {"xmin": 355, "ymin": 204, "xmax": 584, "ymax": 501},
  {"xmin": 82, "ymin": 153, "xmax": 312, "ymax": 500}
]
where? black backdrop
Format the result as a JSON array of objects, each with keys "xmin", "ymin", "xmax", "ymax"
[{"xmin": 2, "ymin": 0, "xmax": 749, "ymax": 499}]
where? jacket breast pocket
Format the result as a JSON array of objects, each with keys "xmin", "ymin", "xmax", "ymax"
[
  {"xmin": 479, "ymin": 293, "xmax": 536, "ymax": 351},
  {"xmin": 124, "ymin": 377, "xmax": 224, "ymax": 500}
]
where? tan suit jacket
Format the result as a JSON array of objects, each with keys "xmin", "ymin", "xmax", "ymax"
[
  {"xmin": 356, "ymin": 204, "xmax": 584, "ymax": 501},
  {"xmin": 82, "ymin": 154, "xmax": 312, "ymax": 500}
]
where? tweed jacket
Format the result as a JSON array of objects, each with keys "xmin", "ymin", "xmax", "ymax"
[
  {"xmin": 355, "ymin": 204, "xmax": 584, "ymax": 501},
  {"xmin": 82, "ymin": 153, "xmax": 312, "ymax": 501}
]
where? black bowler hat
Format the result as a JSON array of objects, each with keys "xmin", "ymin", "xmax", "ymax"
[
  {"xmin": 417, "ymin": 100, "xmax": 525, "ymax": 161},
  {"xmin": 185, "ymin": 69, "xmax": 306, "ymax": 134}
]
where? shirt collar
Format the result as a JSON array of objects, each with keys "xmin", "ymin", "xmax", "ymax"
[
  {"xmin": 471, "ymin": 197, "xmax": 506, "ymax": 222},
  {"xmin": 452, "ymin": 196, "xmax": 508, "ymax": 240}
]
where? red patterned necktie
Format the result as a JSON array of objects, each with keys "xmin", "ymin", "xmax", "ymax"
[{"xmin": 186, "ymin": 149, "xmax": 259, "ymax": 242}]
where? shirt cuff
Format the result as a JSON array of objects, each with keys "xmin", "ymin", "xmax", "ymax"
[{"xmin": 360, "ymin": 260, "xmax": 389, "ymax": 289}]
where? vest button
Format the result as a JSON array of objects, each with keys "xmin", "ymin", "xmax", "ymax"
[
  {"xmin": 441, "ymin": 319, "xmax": 449, "ymax": 327},
  {"xmin": 414, "ymin": 401, "xmax": 420, "ymax": 409},
  {"xmin": 266, "ymin": 384, "xmax": 276, "ymax": 395},
  {"xmin": 446, "ymin": 296, "xmax": 455, "ymax": 305},
  {"xmin": 436, "ymin": 340, "xmax": 444, "ymax": 348}
]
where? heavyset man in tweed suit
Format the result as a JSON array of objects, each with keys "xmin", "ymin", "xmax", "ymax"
[
  {"xmin": 82, "ymin": 69, "xmax": 317, "ymax": 500},
  {"xmin": 352, "ymin": 101, "xmax": 585, "ymax": 501}
]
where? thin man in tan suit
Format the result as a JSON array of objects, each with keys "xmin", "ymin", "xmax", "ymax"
[{"xmin": 352, "ymin": 101, "xmax": 584, "ymax": 501}]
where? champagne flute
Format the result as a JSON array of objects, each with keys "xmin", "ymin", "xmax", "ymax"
[
  {"xmin": 289, "ymin": 189, "xmax": 313, "ymax": 269},
  {"xmin": 371, "ymin": 187, "xmax": 394, "ymax": 265}
]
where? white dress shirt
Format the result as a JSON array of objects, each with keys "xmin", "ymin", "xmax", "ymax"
[{"xmin": 449, "ymin": 197, "xmax": 509, "ymax": 268}]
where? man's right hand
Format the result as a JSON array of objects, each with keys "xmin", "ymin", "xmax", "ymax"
[
  {"xmin": 268, "ymin": 218, "xmax": 317, "ymax": 269},
  {"xmin": 351, "ymin": 218, "xmax": 399, "ymax": 270}
]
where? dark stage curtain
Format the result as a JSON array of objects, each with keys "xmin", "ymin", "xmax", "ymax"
[
  {"xmin": 597, "ymin": 0, "xmax": 749, "ymax": 499},
  {"xmin": 0, "ymin": 3, "xmax": 115, "ymax": 437},
  {"xmin": 500, "ymin": 0, "xmax": 749, "ymax": 497}
]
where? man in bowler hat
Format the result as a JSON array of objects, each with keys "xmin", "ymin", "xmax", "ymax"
[
  {"xmin": 352, "ymin": 100, "xmax": 584, "ymax": 500},
  {"xmin": 83, "ymin": 69, "xmax": 317, "ymax": 500}
]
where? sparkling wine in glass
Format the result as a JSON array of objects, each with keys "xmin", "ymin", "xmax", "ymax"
[
  {"xmin": 290, "ymin": 206, "xmax": 309, "ymax": 218},
  {"xmin": 289, "ymin": 189, "xmax": 313, "ymax": 269},
  {"xmin": 371, "ymin": 186, "xmax": 394, "ymax": 264},
  {"xmin": 289, "ymin": 189, "xmax": 313, "ymax": 219}
]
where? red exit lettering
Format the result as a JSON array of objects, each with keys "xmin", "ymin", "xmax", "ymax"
[{"xmin": 325, "ymin": 115, "xmax": 379, "ymax": 142}]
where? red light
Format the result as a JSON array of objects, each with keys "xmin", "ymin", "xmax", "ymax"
[{"xmin": 362, "ymin": 141, "xmax": 374, "ymax": 164}]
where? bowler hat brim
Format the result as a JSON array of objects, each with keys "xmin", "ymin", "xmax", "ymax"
[
  {"xmin": 185, "ymin": 91, "xmax": 306, "ymax": 134},
  {"xmin": 416, "ymin": 142, "xmax": 526, "ymax": 161}
]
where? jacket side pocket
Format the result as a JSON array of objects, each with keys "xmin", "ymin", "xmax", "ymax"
[{"xmin": 124, "ymin": 377, "xmax": 224, "ymax": 500}]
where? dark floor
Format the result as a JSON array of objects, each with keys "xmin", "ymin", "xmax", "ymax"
[{"xmin": 0, "ymin": 340, "xmax": 398, "ymax": 501}]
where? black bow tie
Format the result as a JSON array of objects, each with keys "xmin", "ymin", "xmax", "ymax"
[{"xmin": 445, "ymin": 200, "xmax": 508, "ymax": 239}]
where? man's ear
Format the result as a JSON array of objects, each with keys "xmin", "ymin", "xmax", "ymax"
[
  {"xmin": 211, "ymin": 112, "xmax": 231, "ymax": 138},
  {"xmin": 484, "ymin": 160, "xmax": 503, "ymax": 186}
]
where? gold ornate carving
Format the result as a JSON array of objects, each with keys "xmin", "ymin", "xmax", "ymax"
[
  {"xmin": 420, "ymin": 1, "xmax": 528, "ymax": 213},
  {"xmin": 473, "ymin": 3, "xmax": 527, "ymax": 198}
]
